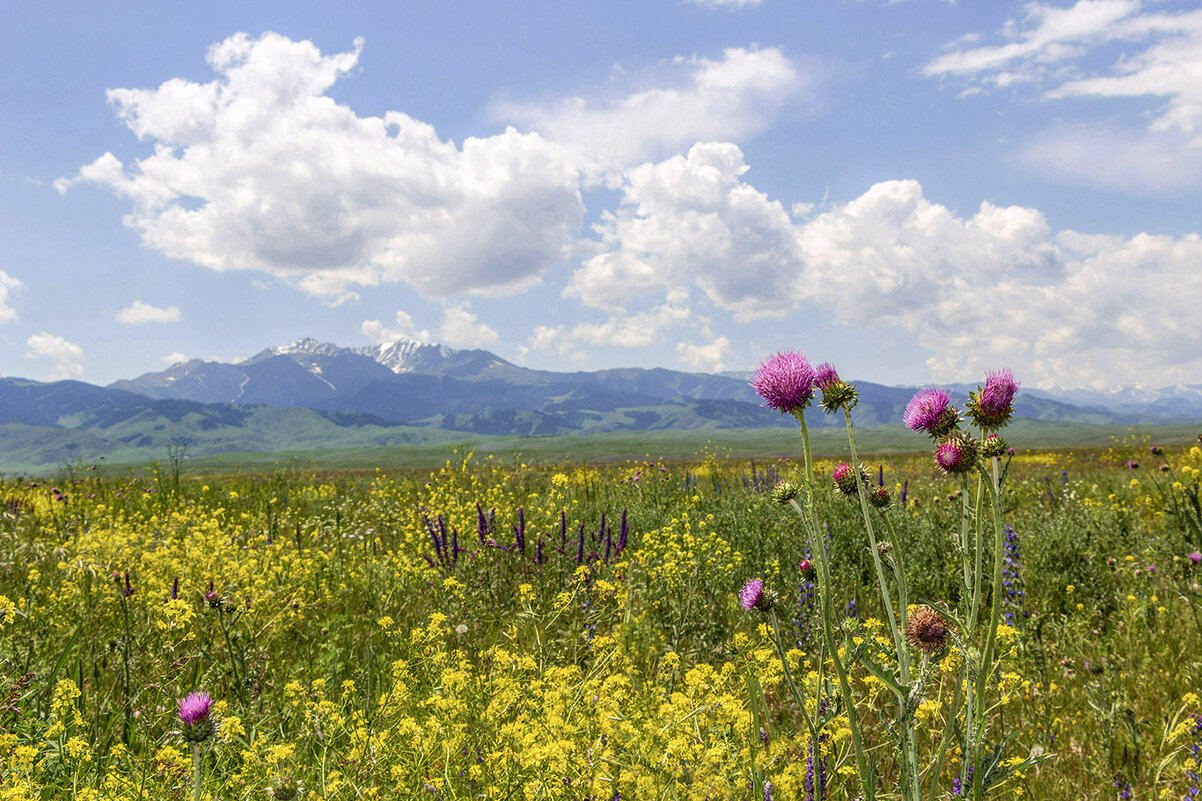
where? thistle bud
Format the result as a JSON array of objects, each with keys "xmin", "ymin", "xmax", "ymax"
[
  {"xmin": 832, "ymin": 462, "xmax": 869, "ymax": 498},
  {"xmin": 981, "ymin": 433, "xmax": 1008, "ymax": 459},
  {"xmin": 869, "ymin": 486, "xmax": 891, "ymax": 509},
  {"xmin": 771, "ymin": 481, "xmax": 800, "ymax": 504},
  {"xmin": 935, "ymin": 433, "xmax": 978, "ymax": 475}
]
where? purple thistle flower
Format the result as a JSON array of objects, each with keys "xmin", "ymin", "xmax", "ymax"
[
  {"xmin": 813, "ymin": 362, "xmax": 840, "ymax": 391},
  {"xmin": 936, "ymin": 441, "xmax": 968, "ymax": 473},
  {"xmin": 904, "ymin": 388, "xmax": 956, "ymax": 437},
  {"xmin": 751, "ymin": 351, "xmax": 815, "ymax": 414},
  {"xmin": 177, "ymin": 691, "xmax": 213, "ymax": 726},
  {"xmin": 967, "ymin": 368, "xmax": 1020, "ymax": 430},
  {"xmin": 1191, "ymin": 551, "xmax": 1202, "ymax": 565},
  {"xmin": 740, "ymin": 578, "xmax": 768, "ymax": 611},
  {"xmin": 177, "ymin": 691, "xmax": 215, "ymax": 743}
]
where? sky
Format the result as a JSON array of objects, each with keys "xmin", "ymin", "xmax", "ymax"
[{"xmin": 2, "ymin": 0, "xmax": 1201, "ymax": 391}]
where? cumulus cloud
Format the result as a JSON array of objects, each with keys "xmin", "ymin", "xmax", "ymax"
[
  {"xmin": 0, "ymin": 271, "xmax": 21, "ymax": 323},
  {"xmin": 569, "ymin": 304, "xmax": 691, "ymax": 348},
  {"xmin": 58, "ymin": 32, "xmax": 584, "ymax": 300},
  {"xmin": 924, "ymin": 1, "xmax": 1202, "ymax": 186},
  {"xmin": 676, "ymin": 336, "xmax": 732, "ymax": 372},
  {"xmin": 439, "ymin": 306, "xmax": 499, "ymax": 349},
  {"xmin": 361, "ymin": 311, "xmax": 432, "ymax": 344},
  {"xmin": 568, "ymin": 143, "xmax": 802, "ymax": 319},
  {"xmin": 574, "ymin": 151, "xmax": 1202, "ymax": 388},
  {"xmin": 500, "ymin": 47, "xmax": 806, "ymax": 173},
  {"xmin": 26, "ymin": 333, "xmax": 85, "ymax": 379},
  {"xmin": 116, "ymin": 300, "xmax": 181, "ymax": 324},
  {"xmin": 162, "ymin": 352, "xmax": 188, "ymax": 364}
]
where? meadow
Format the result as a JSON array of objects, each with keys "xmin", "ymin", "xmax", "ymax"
[{"xmin": 1, "ymin": 423, "xmax": 1201, "ymax": 799}]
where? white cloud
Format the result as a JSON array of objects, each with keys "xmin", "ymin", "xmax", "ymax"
[
  {"xmin": 924, "ymin": 2, "xmax": 1202, "ymax": 186},
  {"xmin": 362, "ymin": 311, "xmax": 432, "ymax": 345},
  {"xmin": 58, "ymin": 32, "xmax": 584, "ymax": 301},
  {"xmin": 26, "ymin": 333, "xmax": 85, "ymax": 380},
  {"xmin": 570, "ymin": 304, "xmax": 691, "ymax": 348},
  {"xmin": 676, "ymin": 336, "xmax": 732, "ymax": 372},
  {"xmin": 500, "ymin": 47, "xmax": 806, "ymax": 173},
  {"xmin": 572, "ymin": 154, "xmax": 1202, "ymax": 387},
  {"xmin": 0, "ymin": 271, "xmax": 21, "ymax": 323},
  {"xmin": 162, "ymin": 352, "xmax": 188, "ymax": 364},
  {"xmin": 567, "ymin": 143, "xmax": 802, "ymax": 319},
  {"xmin": 439, "ymin": 306, "xmax": 499, "ymax": 349},
  {"xmin": 116, "ymin": 300, "xmax": 181, "ymax": 324}
]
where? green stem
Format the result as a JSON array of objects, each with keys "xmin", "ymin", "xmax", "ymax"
[
  {"xmin": 191, "ymin": 742, "xmax": 203, "ymax": 801},
  {"xmin": 972, "ymin": 456, "xmax": 1007, "ymax": 801},
  {"xmin": 790, "ymin": 410, "xmax": 875, "ymax": 800},
  {"xmin": 843, "ymin": 408, "xmax": 920, "ymax": 801},
  {"xmin": 769, "ymin": 608, "xmax": 818, "ymax": 740}
]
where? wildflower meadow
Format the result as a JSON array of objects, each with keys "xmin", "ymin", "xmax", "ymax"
[{"xmin": 2, "ymin": 355, "xmax": 1202, "ymax": 799}]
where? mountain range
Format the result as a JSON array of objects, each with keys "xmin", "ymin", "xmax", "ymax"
[{"xmin": 1, "ymin": 336, "xmax": 1198, "ymax": 472}]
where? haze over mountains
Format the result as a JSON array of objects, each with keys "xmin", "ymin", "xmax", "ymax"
[{"xmin": 1, "ymin": 336, "xmax": 1199, "ymax": 472}]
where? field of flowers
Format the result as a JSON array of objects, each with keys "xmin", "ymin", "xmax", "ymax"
[{"xmin": 1, "ymin": 382, "xmax": 1201, "ymax": 798}]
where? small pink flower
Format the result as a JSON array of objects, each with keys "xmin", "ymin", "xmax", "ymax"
[{"xmin": 1190, "ymin": 552, "xmax": 1201, "ymax": 565}]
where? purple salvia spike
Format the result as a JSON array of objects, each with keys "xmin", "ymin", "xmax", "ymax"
[
  {"xmin": 512, "ymin": 507, "xmax": 526, "ymax": 555},
  {"xmin": 451, "ymin": 528, "xmax": 459, "ymax": 565},
  {"xmin": 560, "ymin": 510, "xmax": 567, "ymax": 550},
  {"xmin": 536, "ymin": 536, "xmax": 544, "ymax": 566},
  {"xmin": 170, "ymin": 576, "xmax": 179, "ymax": 600},
  {"xmin": 900, "ymin": 480, "xmax": 908, "ymax": 505},
  {"xmin": 604, "ymin": 527, "xmax": 612, "ymax": 562},
  {"xmin": 425, "ymin": 515, "xmax": 444, "ymax": 564},
  {"xmin": 423, "ymin": 553, "xmax": 437, "ymax": 569},
  {"xmin": 878, "ymin": 464, "xmax": 884, "ymax": 487},
  {"xmin": 476, "ymin": 502, "xmax": 488, "ymax": 545}
]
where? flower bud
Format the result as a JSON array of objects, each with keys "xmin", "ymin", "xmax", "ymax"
[{"xmin": 771, "ymin": 480, "xmax": 799, "ymax": 504}]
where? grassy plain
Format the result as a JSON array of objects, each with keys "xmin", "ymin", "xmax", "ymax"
[{"xmin": 0, "ymin": 428, "xmax": 1201, "ymax": 798}]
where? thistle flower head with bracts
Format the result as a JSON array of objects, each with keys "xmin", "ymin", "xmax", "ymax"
[
  {"xmin": 966, "ymin": 368, "xmax": 1020, "ymax": 430},
  {"xmin": 177, "ymin": 691, "xmax": 215, "ymax": 742},
  {"xmin": 832, "ymin": 461, "xmax": 870, "ymax": 498},
  {"xmin": 935, "ymin": 433, "xmax": 978, "ymax": 475},
  {"xmin": 739, "ymin": 578, "xmax": 773, "ymax": 612},
  {"xmin": 904, "ymin": 606, "xmax": 950, "ymax": 655},
  {"xmin": 903, "ymin": 388, "xmax": 958, "ymax": 438},
  {"xmin": 814, "ymin": 362, "xmax": 859, "ymax": 414},
  {"xmin": 869, "ymin": 486, "xmax": 891, "ymax": 509},
  {"xmin": 771, "ymin": 480, "xmax": 800, "ymax": 504},
  {"xmin": 981, "ymin": 432, "xmax": 1008, "ymax": 459},
  {"xmin": 751, "ymin": 351, "xmax": 815, "ymax": 415}
]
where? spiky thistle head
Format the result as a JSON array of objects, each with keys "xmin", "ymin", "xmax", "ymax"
[
  {"xmin": 751, "ymin": 351, "xmax": 815, "ymax": 415},
  {"xmin": 177, "ymin": 691, "xmax": 215, "ymax": 742},
  {"xmin": 980, "ymin": 433, "xmax": 1008, "ymax": 459},
  {"xmin": 771, "ymin": 480, "xmax": 800, "ymax": 504},
  {"xmin": 739, "ymin": 578, "xmax": 773, "ymax": 612},
  {"xmin": 966, "ymin": 369, "xmax": 1020, "ymax": 431},
  {"xmin": 832, "ymin": 462, "xmax": 869, "ymax": 498},
  {"xmin": 905, "ymin": 606, "xmax": 950, "ymax": 655},
  {"xmin": 904, "ymin": 387, "xmax": 958, "ymax": 438},
  {"xmin": 814, "ymin": 362, "xmax": 859, "ymax": 414},
  {"xmin": 935, "ymin": 432, "xmax": 978, "ymax": 475}
]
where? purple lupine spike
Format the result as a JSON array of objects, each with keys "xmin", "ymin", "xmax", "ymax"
[
  {"xmin": 900, "ymin": 480, "xmax": 908, "ymax": 506},
  {"xmin": 560, "ymin": 510, "xmax": 567, "ymax": 550},
  {"xmin": 604, "ymin": 523, "xmax": 613, "ymax": 562},
  {"xmin": 536, "ymin": 536, "xmax": 544, "ymax": 565},
  {"xmin": 618, "ymin": 508, "xmax": 628, "ymax": 554},
  {"xmin": 476, "ymin": 502, "xmax": 489, "ymax": 545},
  {"xmin": 451, "ymin": 528, "xmax": 460, "ymax": 565},
  {"xmin": 425, "ymin": 515, "xmax": 444, "ymax": 565},
  {"xmin": 423, "ymin": 553, "xmax": 437, "ymax": 569},
  {"xmin": 878, "ymin": 464, "xmax": 884, "ymax": 487},
  {"xmin": 170, "ymin": 576, "xmax": 179, "ymax": 600},
  {"xmin": 597, "ymin": 512, "xmax": 606, "ymax": 546},
  {"xmin": 512, "ymin": 507, "xmax": 526, "ymax": 555},
  {"xmin": 577, "ymin": 522, "xmax": 586, "ymax": 564}
]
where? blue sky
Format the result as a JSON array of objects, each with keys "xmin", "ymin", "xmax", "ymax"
[{"xmin": 3, "ymin": 0, "xmax": 1201, "ymax": 390}]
